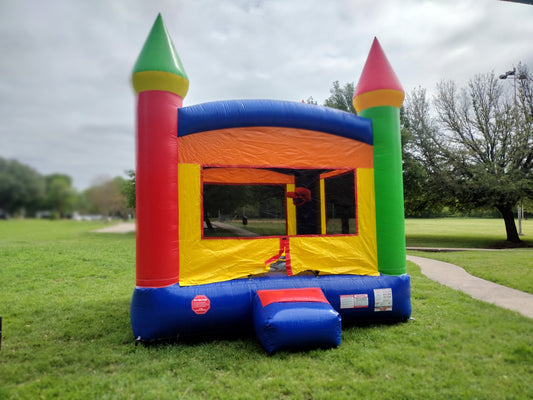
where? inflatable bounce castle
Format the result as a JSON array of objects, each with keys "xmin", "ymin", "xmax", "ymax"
[{"xmin": 130, "ymin": 14, "xmax": 411, "ymax": 353}]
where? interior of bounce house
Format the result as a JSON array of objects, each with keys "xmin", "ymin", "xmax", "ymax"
[
  {"xmin": 130, "ymin": 14, "xmax": 411, "ymax": 353},
  {"xmin": 177, "ymin": 100, "xmax": 378, "ymax": 286}
]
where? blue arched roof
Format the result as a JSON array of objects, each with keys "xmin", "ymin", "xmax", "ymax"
[{"xmin": 177, "ymin": 99, "xmax": 373, "ymax": 145}]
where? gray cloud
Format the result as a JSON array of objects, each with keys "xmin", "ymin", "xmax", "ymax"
[{"xmin": 1, "ymin": 0, "xmax": 532, "ymax": 189}]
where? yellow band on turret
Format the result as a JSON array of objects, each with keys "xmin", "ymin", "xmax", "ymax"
[
  {"xmin": 353, "ymin": 89, "xmax": 404, "ymax": 113},
  {"xmin": 132, "ymin": 70, "xmax": 189, "ymax": 98}
]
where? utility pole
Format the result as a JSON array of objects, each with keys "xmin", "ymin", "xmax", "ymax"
[{"xmin": 499, "ymin": 67, "xmax": 526, "ymax": 235}]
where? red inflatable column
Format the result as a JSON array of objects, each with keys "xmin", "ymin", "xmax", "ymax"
[
  {"xmin": 135, "ymin": 91, "xmax": 181, "ymax": 287},
  {"xmin": 131, "ymin": 14, "xmax": 189, "ymax": 287}
]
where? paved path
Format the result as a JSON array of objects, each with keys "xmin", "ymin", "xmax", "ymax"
[
  {"xmin": 210, "ymin": 221, "xmax": 259, "ymax": 237},
  {"xmin": 92, "ymin": 222, "xmax": 136, "ymax": 233},
  {"xmin": 407, "ymin": 255, "xmax": 533, "ymax": 319}
]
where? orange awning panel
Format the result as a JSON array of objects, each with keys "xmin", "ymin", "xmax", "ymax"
[
  {"xmin": 178, "ymin": 127, "xmax": 373, "ymax": 169},
  {"xmin": 203, "ymin": 167, "xmax": 295, "ymax": 184}
]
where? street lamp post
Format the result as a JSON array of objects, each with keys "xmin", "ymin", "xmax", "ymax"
[{"xmin": 499, "ymin": 67, "xmax": 526, "ymax": 236}]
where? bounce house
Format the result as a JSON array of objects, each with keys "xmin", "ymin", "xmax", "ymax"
[{"xmin": 130, "ymin": 14, "xmax": 411, "ymax": 353}]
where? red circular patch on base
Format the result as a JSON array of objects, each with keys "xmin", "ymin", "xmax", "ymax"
[{"xmin": 191, "ymin": 295, "xmax": 210, "ymax": 315}]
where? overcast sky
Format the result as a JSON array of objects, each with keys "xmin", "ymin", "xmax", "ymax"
[{"xmin": 1, "ymin": 0, "xmax": 533, "ymax": 190}]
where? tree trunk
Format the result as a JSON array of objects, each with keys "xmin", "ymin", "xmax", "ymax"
[
  {"xmin": 204, "ymin": 209, "xmax": 214, "ymax": 233},
  {"xmin": 497, "ymin": 205, "xmax": 521, "ymax": 243}
]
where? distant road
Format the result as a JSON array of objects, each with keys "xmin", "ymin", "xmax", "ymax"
[{"xmin": 92, "ymin": 222, "xmax": 135, "ymax": 233}]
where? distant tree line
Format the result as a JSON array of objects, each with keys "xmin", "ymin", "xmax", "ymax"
[
  {"xmin": 0, "ymin": 157, "xmax": 133, "ymax": 220},
  {"xmin": 323, "ymin": 63, "xmax": 533, "ymax": 243}
]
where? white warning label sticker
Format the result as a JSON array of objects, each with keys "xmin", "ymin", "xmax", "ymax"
[
  {"xmin": 340, "ymin": 294, "xmax": 369, "ymax": 309},
  {"xmin": 374, "ymin": 288, "xmax": 393, "ymax": 312}
]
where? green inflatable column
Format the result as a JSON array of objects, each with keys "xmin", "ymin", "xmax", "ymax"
[{"xmin": 353, "ymin": 38, "xmax": 406, "ymax": 275}]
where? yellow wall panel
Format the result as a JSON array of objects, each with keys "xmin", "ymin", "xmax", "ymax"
[{"xmin": 178, "ymin": 165, "xmax": 377, "ymax": 285}]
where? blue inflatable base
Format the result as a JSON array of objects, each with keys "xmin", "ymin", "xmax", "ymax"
[{"xmin": 130, "ymin": 273, "xmax": 411, "ymax": 342}]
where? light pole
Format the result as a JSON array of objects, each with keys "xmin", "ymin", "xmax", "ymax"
[{"xmin": 499, "ymin": 67, "xmax": 526, "ymax": 235}]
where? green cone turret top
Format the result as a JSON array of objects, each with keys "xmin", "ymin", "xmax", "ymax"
[{"xmin": 132, "ymin": 13, "xmax": 189, "ymax": 98}]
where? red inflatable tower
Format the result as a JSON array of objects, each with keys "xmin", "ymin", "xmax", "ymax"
[{"xmin": 131, "ymin": 14, "xmax": 189, "ymax": 287}]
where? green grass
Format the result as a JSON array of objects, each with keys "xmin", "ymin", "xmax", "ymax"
[
  {"xmin": 1, "ymin": 220, "xmax": 532, "ymax": 399},
  {"xmin": 405, "ymin": 217, "xmax": 533, "ymax": 248}
]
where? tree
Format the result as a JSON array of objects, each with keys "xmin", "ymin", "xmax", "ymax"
[
  {"xmin": 85, "ymin": 176, "xmax": 132, "ymax": 220},
  {"xmin": 322, "ymin": 74, "xmax": 533, "ymax": 241},
  {"xmin": 406, "ymin": 68, "xmax": 533, "ymax": 242},
  {"xmin": 324, "ymin": 81, "xmax": 356, "ymax": 114},
  {"xmin": 121, "ymin": 170, "xmax": 136, "ymax": 210},
  {"xmin": 0, "ymin": 158, "xmax": 44, "ymax": 215},
  {"xmin": 322, "ymin": 81, "xmax": 434, "ymax": 218},
  {"xmin": 43, "ymin": 174, "xmax": 77, "ymax": 218},
  {"xmin": 401, "ymin": 93, "xmax": 448, "ymax": 217}
]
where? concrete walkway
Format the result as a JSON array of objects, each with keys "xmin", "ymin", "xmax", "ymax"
[
  {"xmin": 407, "ymin": 255, "xmax": 533, "ymax": 319},
  {"xmin": 92, "ymin": 222, "xmax": 136, "ymax": 233},
  {"xmin": 210, "ymin": 221, "xmax": 259, "ymax": 237}
]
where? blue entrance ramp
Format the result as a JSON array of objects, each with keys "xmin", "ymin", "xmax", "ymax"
[{"xmin": 253, "ymin": 288, "xmax": 341, "ymax": 354}]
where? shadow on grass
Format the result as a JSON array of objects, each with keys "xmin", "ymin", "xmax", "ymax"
[
  {"xmin": 134, "ymin": 317, "xmax": 412, "ymax": 358},
  {"xmin": 406, "ymin": 234, "xmax": 533, "ymax": 249}
]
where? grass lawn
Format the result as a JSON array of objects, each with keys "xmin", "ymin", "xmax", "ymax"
[
  {"xmin": 405, "ymin": 217, "xmax": 533, "ymax": 249},
  {"xmin": 0, "ymin": 219, "xmax": 532, "ymax": 399}
]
